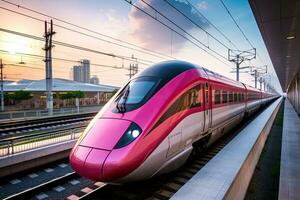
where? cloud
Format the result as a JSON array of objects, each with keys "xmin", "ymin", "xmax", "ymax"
[
  {"xmin": 197, "ymin": 1, "xmax": 208, "ymax": 10},
  {"xmin": 128, "ymin": 0, "xmax": 209, "ymax": 54}
]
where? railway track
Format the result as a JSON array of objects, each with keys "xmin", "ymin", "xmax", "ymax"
[
  {"xmin": 1, "ymin": 103, "xmax": 272, "ymax": 200},
  {"xmin": 3, "ymin": 172, "xmax": 79, "ymax": 200},
  {"xmin": 0, "ymin": 112, "xmax": 96, "ymax": 138},
  {"xmin": 0, "ymin": 128, "xmax": 234, "ymax": 200},
  {"xmin": 68, "ymin": 104, "xmax": 271, "ymax": 200},
  {"xmin": 2, "ymin": 169, "xmax": 106, "ymax": 200},
  {"xmin": 77, "ymin": 134, "xmax": 231, "ymax": 200}
]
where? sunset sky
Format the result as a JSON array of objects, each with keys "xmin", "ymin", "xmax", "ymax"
[{"xmin": 0, "ymin": 0, "xmax": 282, "ymax": 92}]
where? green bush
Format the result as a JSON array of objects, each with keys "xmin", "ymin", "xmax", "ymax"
[
  {"xmin": 5, "ymin": 90, "xmax": 33, "ymax": 101},
  {"xmin": 59, "ymin": 91, "xmax": 84, "ymax": 100}
]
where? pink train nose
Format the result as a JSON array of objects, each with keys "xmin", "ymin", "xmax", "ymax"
[
  {"xmin": 70, "ymin": 118, "xmax": 133, "ymax": 181},
  {"xmin": 79, "ymin": 118, "xmax": 132, "ymax": 150},
  {"xmin": 84, "ymin": 148, "xmax": 110, "ymax": 180},
  {"xmin": 69, "ymin": 146, "xmax": 90, "ymax": 177},
  {"xmin": 70, "ymin": 146, "xmax": 110, "ymax": 181}
]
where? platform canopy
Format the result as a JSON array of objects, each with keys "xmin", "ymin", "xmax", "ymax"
[
  {"xmin": 3, "ymin": 78, "xmax": 119, "ymax": 92},
  {"xmin": 249, "ymin": 0, "xmax": 300, "ymax": 91}
]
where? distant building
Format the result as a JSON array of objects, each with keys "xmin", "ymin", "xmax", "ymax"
[
  {"xmin": 90, "ymin": 76, "xmax": 99, "ymax": 85},
  {"xmin": 81, "ymin": 59, "xmax": 90, "ymax": 83},
  {"xmin": 73, "ymin": 65, "xmax": 81, "ymax": 82},
  {"xmin": 72, "ymin": 59, "xmax": 90, "ymax": 83},
  {"xmin": 4, "ymin": 78, "xmax": 119, "ymax": 111}
]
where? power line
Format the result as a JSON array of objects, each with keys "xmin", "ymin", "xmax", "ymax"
[
  {"xmin": 219, "ymin": 0, "xmax": 265, "ymax": 66},
  {"xmin": 123, "ymin": 0, "xmax": 231, "ymax": 67},
  {"xmin": 0, "ymin": 49, "xmax": 125, "ymax": 70},
  {"xmin": 171, "ymin": 0, "xmax": 257, "ymax": 78},
  {"xmin": 219, "ymin": 0, "xmax": 254, "ymax": 48},
  {"xmin": 163, "ymin": 0, "xmax": 230, "ymax": 50},
  {"xmin": 0, "ymin": 1, "xmax": 174, "ymax": 60},
  {"xmin": 0, "ymin": 28, "xmax": 152, "ymax": 66},
  {"xmin": 184, "ymin": 0, "xmax": 240, "ymax": 50},
  {"xmin": 140, "ymin": 0, "xmax": 228, "ymax": 60},
  {"xmin": 5, "ymin": 63, "xmax": 44, "ymax": 70},
  {"xmin": 1, "ymin": 1, "xmax": 232, "ymax": 67}
]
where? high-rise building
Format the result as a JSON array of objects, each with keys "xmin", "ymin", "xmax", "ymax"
[
  {"xmin": 90, "ymin": 76, "xmax": 99, "ymax": 85},
  {"xmin": 72, "ymin": 59, "xmax": 90, "ymax": 83},
  {"xmin": 81, "ymin": 59, "xmax": 90, "ymax": 83},
  {"xmin": 73, "ymin": 65, "xmax": 81, "ymax": 82}
]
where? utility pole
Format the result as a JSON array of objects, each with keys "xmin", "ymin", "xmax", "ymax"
[
  {"xmin": 250, "ymin": 69, "xmax": 259, "ymax": 88},
  {"xmin": 44, "ymin": 20, "xmax": 55, "ymax": 115},
  {"xmin": 0, "ymin": 59, "xmax": 3, "ymax": 112},
  {"xmin": 128, "ymin": 63, "xmax": 138, "ymax": 79},
  {"xmin": 254, "ymin": 69, "xmax": 258, "ymax": 88},
  {"xmin": 228, "ymin": 48, "xmax": 256, "ymax": 82},
  {"xmin": 127, "ymin": 54, "xmax": 138, "ymax": 79},
  {"xmin": 259, "ymin": 77, "xmax": 262, "ymax": 90},
  {"xmin": 252, "ymin": 65, "xmax": 267, "ymax": 90}
]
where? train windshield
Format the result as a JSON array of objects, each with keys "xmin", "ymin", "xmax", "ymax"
[
  {"xmin": 115, "ymin": 77, "xmax": 159, "ymax": 112},
  {"xmin": 125, "ymin": 80, "xmax": 155, "ymax": 104}
]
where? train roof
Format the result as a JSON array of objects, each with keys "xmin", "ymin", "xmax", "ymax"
[
  {"xmin": 138, "ymin": 60, "xmax": 269, "ymax": 93},
  {"xmin": 138, "ymin": 60, "xmax": 196, "ymax": 83},
  {"xmin": 244, "ymin": 84, "xmax": 262, "ymax": 93},
  {"xmin": 201, "ymin": 67, "xmax": 245, "ymax": 89}
]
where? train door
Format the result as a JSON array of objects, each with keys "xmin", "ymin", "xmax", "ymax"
[{"xmin": 203, "ymin": 82, "xmax": 212, "ymax": 132}]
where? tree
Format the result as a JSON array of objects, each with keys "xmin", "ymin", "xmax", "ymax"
[
  {"xmin": 111, "ymin": 89, "xmax": 119, "ymax": 96},
  {"xmin": 5, "ymin": 90, "xmax": 33, "ymax": 101},
  {"xmin": 59, "ymin": 91, "xmax": 84, "ymax": 100}
]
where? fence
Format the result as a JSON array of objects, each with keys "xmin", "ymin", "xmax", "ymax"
[
  {"xmin": 0, "ymin": 106, "xmax": 101, "ymax": 121},
  {"xmin": 0, "ymin": 127, "xmax": 84, "ymax": 157}
]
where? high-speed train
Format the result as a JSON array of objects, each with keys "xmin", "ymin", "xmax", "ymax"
[{"xmin": 70, "ymin": 60, "xmax": 277, "ymax": 183}]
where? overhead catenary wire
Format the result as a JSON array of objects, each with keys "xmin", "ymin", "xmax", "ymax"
[
  {"xmin": 0, "ymin": 28, "xmax": 152, "ymax": 66},
  {"xmin": 123, "ymin": 0, "xmax": 231, "ymax": 67},
  {"xmin": 184, "ymin": 0, "xmax": 240, "ymax": 51},
  {"xmin": 0, "ymin": 49, "xmax": 127, "ymax": 70},
  {"xmin": 0, "ymin": 0, "xmax": 174, "ymax": 61},
  {"xmin": 140, "ymin": 0, "xmax": 228, "ymax": 60},
  {"xmin": 218, "ymin": 0, "xmax": 265, "ymax": 65},
  {"xmin": 1, "ymin": 1, "xmax": 232, "ymax": 67},
  {"xmin": 166, "ymin": 0, "xmax": 256, "ymax": 76},
  {"xmin": 219, "ymin": 0, "xmax": 254, "ymax": 49},
  {"xmin": 163, "ymin": 0, "xmax": 230, "ymax": 50},
  {"xmin": 171, "ymin": 0, "xmax": 254, "ymax": 73}
]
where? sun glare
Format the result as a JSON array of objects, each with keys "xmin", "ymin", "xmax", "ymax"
[{"xmin": 2, "ymin": 34, "xmax": 31, "ymax": 55}]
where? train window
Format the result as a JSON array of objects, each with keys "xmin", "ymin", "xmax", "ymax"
[
  {"xmin": 229, "ymin": 92, "xmax": 233, "ymax": 102},
  {"xmin": 189, "ymin": 85, "xmax": 201, "ymax": 108},
  {"xmin": 248, "ymin": 93, "xmax": 251, "ymax": 101},
  {"xmin": 234, "ymin": 93, "xmax": 238, "ymax": 102},
  {"xmin": 215, "ymin": 90, "xmax": 220, "ymax": 104},
  {"xmin": 238, "ymin": 93, "xmax": 241, "ymax": 102},
  {"xmin": 222, "ymin": 91, "xmax": 228, "ymax": 103},
  {"xmin": 150, "ymin": 84, "xmax": 201, "ymax": 132},
  {"xmin": 241, "ymin": 94, "xmax": 244, "ymax": 102}
]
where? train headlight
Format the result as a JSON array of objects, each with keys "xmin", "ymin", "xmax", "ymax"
[
  {"xmin": 114, "ymin": 122, "xmax": 142, "ymax": 149},
  {"xmin": 131, "ymin": 129, "xmax": 140, "ymax": 138}
]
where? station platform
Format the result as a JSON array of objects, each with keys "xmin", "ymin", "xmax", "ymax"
[
  {"xmin": 171, "ymin": 98, "xmax": 283, "ymax": 200},
  {"xmin": 279, "ymin": 100, "xmax": 300, "ymax": 199}
]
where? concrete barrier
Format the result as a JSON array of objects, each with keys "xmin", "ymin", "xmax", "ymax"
[
  {"xmin": 0, "ymin": 140, "xmax": 75, "ymax": 178},
  {"xmin": 171, "ymin": 97, "xmax": 283, "ymax": 200}
]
